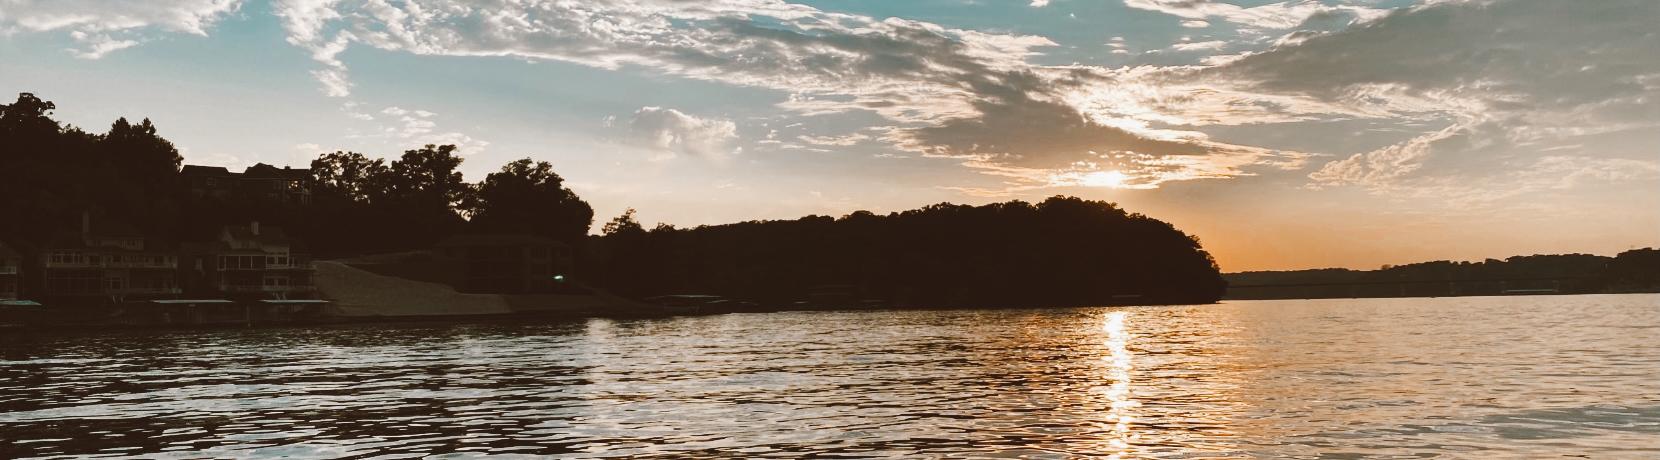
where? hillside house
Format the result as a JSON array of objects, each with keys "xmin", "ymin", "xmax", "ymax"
[
  {"xmin": 0, "ymin": 241, "xmax": 21, "ymax": 301},
  {"xmin": 181, "ymin": 163, "xmax": 311, "ymax": 205},
  {"xmin": 179, "ymin": 222, "xmax": 317, "ymax": 300},
  {"xmin": 40, "ymin": 215, "xmax": 180, "ymax": 302},
  {"xmin": 432, "ymin": 234, "xmax": 573, "ymax": 294}
]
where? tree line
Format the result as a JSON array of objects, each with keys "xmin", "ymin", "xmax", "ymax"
[
  {"xmin": 0, "ymin": 92, "xmax": 593, "ymax": 258},
  {"xmin": 588, "ymin": 197, "xmax": 1227, "ymax": 306},
  {"xmin": 3, "ymin": 92, "xmax": 1229, "ymax": 306},
  {"xmin": 1224, "ymin": 248, "xmax": 1660, "ymax": 297}
]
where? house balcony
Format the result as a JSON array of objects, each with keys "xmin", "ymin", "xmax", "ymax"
[
  {"xmin": 265, "ymin": 262, "xmax": 317, "ymax": 271},
  {"xmin": 43, "ymin": 261, "xmax": 100, "ymax": 269},
  {"xmin": 217, "ymin": 285, "xmax": 317, "ymax": 293},
  {"xmin": 0, "ymin": 266, "xmax": 17, "ymax": 275},
  {"xmin": 104, "ymin": 261, "xmax": 177, "ymax": 269},
  {"xmin": 107, "ymin": 287, "xmax": 183, "ymax": 295},
  {"xmin": 43, "ymin": 261, "xmax": 175, "ymax": 269}
]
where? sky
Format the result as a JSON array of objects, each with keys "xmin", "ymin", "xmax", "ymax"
[{"xmin": 1, "ymin": 0, "xmax": 1656, "ymax": 272}]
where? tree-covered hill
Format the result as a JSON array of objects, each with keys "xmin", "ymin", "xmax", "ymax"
[
  {"xmin": 588, "ymin": 197, "xmax": 1228, "ymax": 307},
  {"xmin": 0, "ymin": 92, "xmax": 592, "ymax": 258},
  {"xmin": 3, "ymin": 91, "xmax": 1226, "ymax": 307},
  {"xmin": 1224, "ymin": 248, "xmax": 1659, "ymax": 298}
]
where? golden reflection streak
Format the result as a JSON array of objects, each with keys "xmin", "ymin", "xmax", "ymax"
[{"xmin": 1101, "ymin": 311, "xmax": 1141, "ymax": 457}]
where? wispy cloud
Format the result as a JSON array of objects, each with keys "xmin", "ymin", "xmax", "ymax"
[
  {"xmin": 0, "ymin": 0, "xmax": 242, "ymax": 58},
  {"xmin": 339, "ymin": 103, "xmax": 489, "ymax": 155},
  {"xmin": 9, "ymin": 0, "xmax": 1651, "ymax": 207},
  {"xmin": 1196, "ymin": 0, "xmax": 1660, "ymax": 203},
  {"xmin": 798, "ymin": 133, "xmax": 870, "ymax": 146},
  {"xmin": 272, "ymin": 0, "xmax": 1308, "ymax": 190},
  {"xmin": 608, "ymin": 107, "xmax": 738, "ymax": 161},
  {"xmin": 1171, "ymin": 40, "xmax": 1227, "ymax": 51},
  {"xmin": 1122, "ymin": 0, "xmax": 1377, "ymax": 29}
]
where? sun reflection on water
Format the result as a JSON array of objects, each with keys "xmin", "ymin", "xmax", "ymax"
[{"xmin": 1100, "ymin": 310, "xmax": 1141, "ymax": 456}]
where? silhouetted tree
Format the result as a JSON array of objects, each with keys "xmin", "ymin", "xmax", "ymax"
[
  {"xmin": 1, "ymin": 92, "xmax": 1242, "ymax": 306},
  {"xmin": 100, "ymin": 117, "xmax": 181, "ymax": 194},
  {"xmin": 601, "ymin": 208, "xmax": 645, "ymax": 236},
  {"xmin": 0, "ymin": 93, "xmax": 183, "ymax": 245},
  {"xmin": 388, "ymin": 144, "xmax": 468, "ymax": 211},
  {"xmin": 587, "ymin": 196, "xmax": 1229, "ymax": 306},
  {"xmin": 464, "ymin": 158, "xmax": 594, "ymax": 245},
  {"xmin": 311, "ymin": 151, "xmax": 389, "ymax": 203},
  {"xmin": 1599, "ymin": 248, "xmax": 1660, "ymax": 292}
]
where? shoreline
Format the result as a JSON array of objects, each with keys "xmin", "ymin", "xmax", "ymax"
[{"xmin": 5, "ymin": 292, "xmax": 1654, "ymax": 334}]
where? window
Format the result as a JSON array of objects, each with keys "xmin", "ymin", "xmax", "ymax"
[
  {"xmin": 530, "ymin": 247, "xmax": 550, "ymax": 258},
  {"xmin": 205, "ymin": 178, "xmax": 216, "ymax": 186},
  {"xmin": 219, "ymin": 255, "xmax": 260, "ymax": 270},
  {"xmin": 530, "ymin": 263, "xmax": 549, "ymax": 275},
  {"xmin": 104, "ymin": 277, "xmax": 125, "ymax": 290},
  {"xmin": 45, "ymin": 270, "xmax": 101, "ymax": 294}
]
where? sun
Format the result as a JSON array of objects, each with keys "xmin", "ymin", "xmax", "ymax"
[{"xmin": 1083, "ymin": 170, "xmax": 1128, "ymax": 188}]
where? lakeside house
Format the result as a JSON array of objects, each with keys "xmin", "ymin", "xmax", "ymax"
[
  {"xmin": 0, "ymin": 241, "xmax": 21, "ymax": 301},
  {"xmin": 181, "ymin": 163, "xmax": 312, "ymax": 205},
  {"xmin": 432, "ymin": 234, "xmax": 573, "ymax": 294},
  {"xmin": 179, "ymin": 222, "xmax": 318, "ymax": 301},
  {"xmin": 40, "ymin": 215, "xmax": 181, "ymax": 304}
]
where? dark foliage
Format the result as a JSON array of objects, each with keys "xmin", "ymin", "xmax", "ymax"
[
  {"xmin": 1599, "ymin": 248, "xmax": 1660, "ymax": 291},
  {"xmin": 0, "ymin": 92, "xmax": 594, "ymax": 262},
  {"xmin": 587, "ymin": 197, "xmax": 1228, "ymax": 307},
  {"xmin": 0, "ymin": 93, "xmax": 182, "ymax": 247},
  {"xmin": 462, "ymin": 158, "xmax": 595, "ymax": 247},
  {"xmin": 4, "ymin": 92, "xmax": 1233, "ymax": 306},
  {"xmin": 1226, "ymin": 248, "xmax": 1660, "ymax": 296}
]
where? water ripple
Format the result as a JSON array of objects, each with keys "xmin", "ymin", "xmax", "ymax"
[{"xmin": 1, "ymin": 294, "xmax": 1656, "ymax": 458}]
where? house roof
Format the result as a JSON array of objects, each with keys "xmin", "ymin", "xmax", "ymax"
[
  {"xmin": 179, "ymin": 242, "xmax": 223, "ymax": 254},
  {"xmin": 225, "ymin": 225, "xmax": 289, "ymax": 242},
  {"xmin": 0, "ymin": 241, "xmax": 21, "ymax": 259},
  {"xmin": 219, "ymin": 225, "xmax": 311, "ymax": 254},
  {"xmin": 40, "ymin": 218, "xmax": 152, "ymax": 250},
  {"xmin": 180, "ymin": 165, "xmax": 236, "ymax": 177},
  {"xmin": 243, "ymin": 163, "xmax": 308, "ymax": 180},
  {"xmin": 42, "ymin": 231, "xmax": 176, "ymax": 252},
  {"xmin": 183, "ymin": 241, "xmax": 267, "ymax": 255},
  {"xmin": 433, "ymin": 234, "xmax": 571, "ymax": 248}
]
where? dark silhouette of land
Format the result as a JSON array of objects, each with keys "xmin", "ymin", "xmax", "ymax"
[
  {"xmin": 587, "ymin": 197, "xmax": 1227, "ymax": 307},
  {"xmin": 1225, "ymin": 249, "xmax": 1660, "ymax": 299},
  {"xmin": 0, "ymin": 92, "xmax": 1227, "ymax": 310}
]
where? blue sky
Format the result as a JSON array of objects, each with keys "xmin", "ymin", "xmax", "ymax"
[{"xmin": 2, "ymin": 0, "xmax": 1655, "ymax": 271}]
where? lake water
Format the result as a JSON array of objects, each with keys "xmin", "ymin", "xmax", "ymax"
[{"xmin": 1, "ymin": 295, "xmax": 1656, "ymax": 458}]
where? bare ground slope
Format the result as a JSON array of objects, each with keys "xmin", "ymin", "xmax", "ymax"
[{"xmin": 315, "ymin": 261, "xmax": 512, "ymax": 316}]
